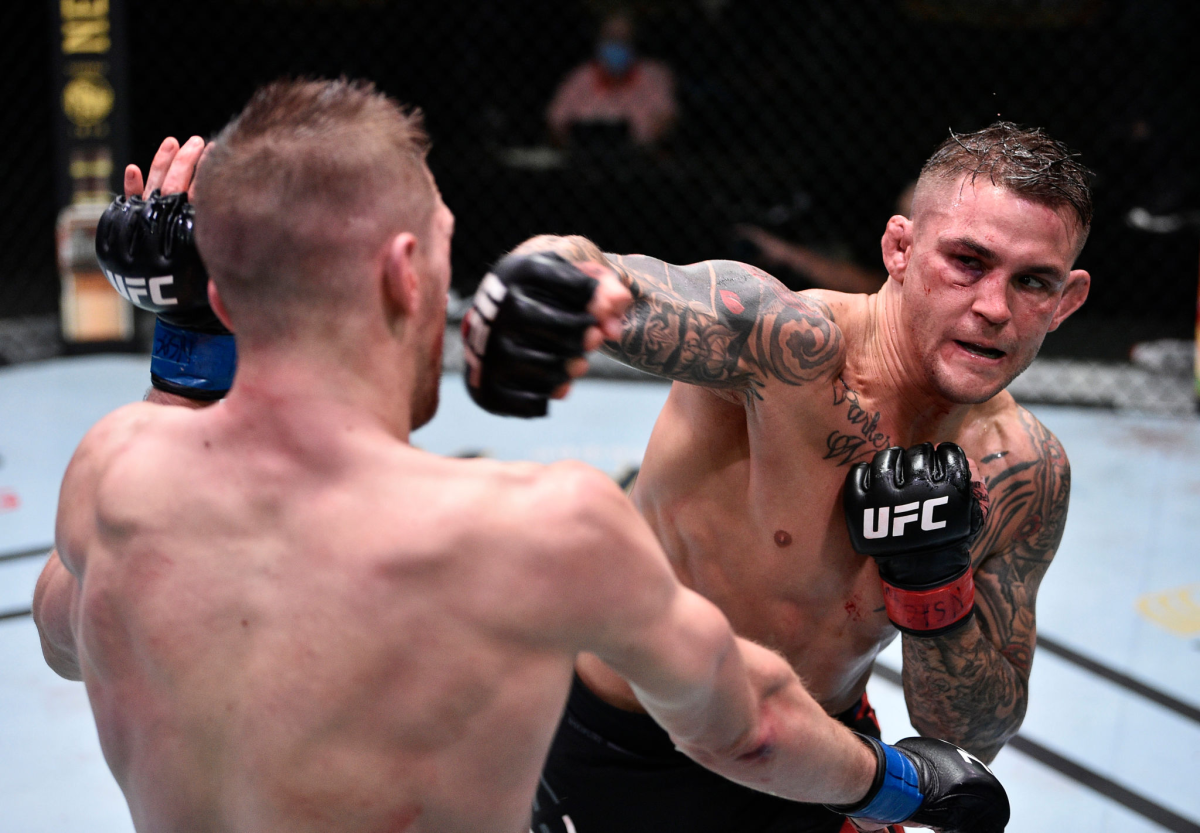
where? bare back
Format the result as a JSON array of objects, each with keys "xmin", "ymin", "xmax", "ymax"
[{"xmin": 58, "ymin": 401, "xmax": 605, "ymax": 833}]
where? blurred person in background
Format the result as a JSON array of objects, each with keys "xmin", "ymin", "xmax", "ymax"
[{"xmin": 546, "ymin": 9, "xmax": 678, "ymax": 150}]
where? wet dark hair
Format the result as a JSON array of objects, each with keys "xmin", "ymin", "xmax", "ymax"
[{"xmin": 920, "ymin": 121, "xmax": 1094, "ymax": 236}]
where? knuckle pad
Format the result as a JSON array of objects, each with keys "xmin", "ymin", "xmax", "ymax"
[
  {"xmin": 466, "ymin": 251, "xmax": 601, "ymax": 418},
  {"xmin": 906, "ymin": 442, "xmax": 935, "ymax": 481}
]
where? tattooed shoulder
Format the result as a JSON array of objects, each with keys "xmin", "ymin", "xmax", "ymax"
[
  {"xmin": 604, "ymin": 256, "xmax": 844, "ymax": 394},
  {"xmin": 976, "ymin": 408, "xmax": 1070, "ymax": 561}
]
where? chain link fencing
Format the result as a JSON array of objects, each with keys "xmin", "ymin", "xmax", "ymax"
[
  {"xmin": 3, "ymin": 0, "xmax": 1197, "ymax": 409},
  {"xmin": 0, "ymin": 2, "xmax": 62, "ymax": 361}
]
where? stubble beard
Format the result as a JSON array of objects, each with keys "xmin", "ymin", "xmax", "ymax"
[
  {"xmin": 926, "ymin": 340, "xmax": 1041, "ymax": 405},
  {"xmin": 411, "ymin": 329, "xmax": 444, "ymax": 431}
]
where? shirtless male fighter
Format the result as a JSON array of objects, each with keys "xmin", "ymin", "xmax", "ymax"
[
  {"xmin": 464, "ymin": 121, "xmax": 1090, "ymax": 831},
  {"xmin": 32, "ymin": 80, "xmax": 1008, "ymax": 833}
]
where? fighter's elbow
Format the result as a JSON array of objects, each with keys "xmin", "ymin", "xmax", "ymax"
[
  {"xmin": 675, "ymin": 712, "xmax": 778, "ymax": 790},
  {"xmin": 727, "ymin": 716, "xmax": 778, "ymax": 767}
]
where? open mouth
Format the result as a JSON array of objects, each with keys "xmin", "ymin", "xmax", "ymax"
[{"xmin": 955, "ymin": 340, "xmax": 1006, "ymax": 360}]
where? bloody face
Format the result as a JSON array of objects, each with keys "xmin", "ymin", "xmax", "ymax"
[{"xmin": 895, "ymin": 176, "xmax": 1089, "ymax": 404}]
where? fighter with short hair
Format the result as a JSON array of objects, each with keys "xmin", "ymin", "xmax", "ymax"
[
  {"xmin": 466, "ymin": 122, "xmax": 1090, "ymax": 831},
  {"xmin": 33, "ymin": 80, "xmax": 1008, "ymax": 833}
]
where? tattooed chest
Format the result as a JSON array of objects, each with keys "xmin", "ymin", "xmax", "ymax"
[{"xmin": 820, "ymin": 376, "xmax": 894, "ymax": 467}]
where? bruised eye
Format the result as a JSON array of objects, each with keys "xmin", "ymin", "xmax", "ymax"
[{"xmin": 955, "ymin": 255, "xmax": 983, "ymax": 272}]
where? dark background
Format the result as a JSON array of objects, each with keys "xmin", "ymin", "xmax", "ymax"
[{"xmin": 3, "ymin": 0, "xmax": 1197, "ymax": 360}]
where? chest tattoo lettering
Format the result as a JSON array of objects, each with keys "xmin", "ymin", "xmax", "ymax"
[{"xmin": 823, "ymin": 376, "xmax": 892, "ymax": 467}]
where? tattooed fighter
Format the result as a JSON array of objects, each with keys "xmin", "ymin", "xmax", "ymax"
[{"xmin": 464, "ymin": 122, "xmax": 1090, "ymax": 832}]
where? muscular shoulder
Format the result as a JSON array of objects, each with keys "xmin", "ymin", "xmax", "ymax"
[
  {"xmin": 63, "ymin": 402, "xmax": 168, "ymax": 491},
  {"xmin": 457, "ymin": 459, "xmax": 676, "ymax": 650},
  {"xmin": 800, "ymin": 288, "xmax": 875, "ymax": 345},
  {"xmin": 799, "ymin": 288, "xmax": 857, "ymax": 320},
  {"xmin": 963, "ymin": 395, "xmax": 1069, "ymax": 483},
  {"xmin": 621, "ymin": 256, "xmax": 845, "ymax": 393},
  {"xmin": 55, "ymin": 402, "xmax": 166, "ymax": 572},
  {"xmin": 963, "ymin": 397, "xmax": 1071, "ymax": 567}
]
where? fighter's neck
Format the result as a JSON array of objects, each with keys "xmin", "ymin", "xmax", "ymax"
[
  {"xmin": 845, "ymin": 283, "xmax": 971, "ymax": 444},
  {"xmin": 221, "ymin": 345, "xmax": 419, "ymax": 444}
]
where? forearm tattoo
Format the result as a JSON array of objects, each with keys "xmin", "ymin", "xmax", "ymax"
[
  {"xmin": 901, "ymin": 408, "xmax": 1070, "ymax": 761},
  {"xmin": 512, "ymin": 235, "xmax": 842, "ymax": 398}
]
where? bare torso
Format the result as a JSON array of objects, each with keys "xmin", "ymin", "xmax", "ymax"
[
  {"xmin": 66, "ymin": 402, "xmax": 584, "ymax": 833},
  {"xmin": 580, "ymin": 289, "xmax": 1038, "ymax": 715}
]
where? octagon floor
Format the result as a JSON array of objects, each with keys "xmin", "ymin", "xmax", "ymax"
[{"xmin": 1, "ymin": 356, "xmax": 1197, "ymax": 833}]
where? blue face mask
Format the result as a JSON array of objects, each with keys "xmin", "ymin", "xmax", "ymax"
[{"xmin": 597, "ymin": 40, "xmax": 634, "ymax": 76}]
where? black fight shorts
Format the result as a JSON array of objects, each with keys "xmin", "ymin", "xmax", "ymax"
[{"xmin": 531, "ymin": 675, "xmax": 902, "ymax": 833}]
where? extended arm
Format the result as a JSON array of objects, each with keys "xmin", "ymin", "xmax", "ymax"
[
  {"xmin": 547, "ymin": 464, "xmax": 871, "ymax": 801},
  {"xmin": 604, "ymin": 579, "xmax": 876, "ymax": 804},
  {"xmin": 510, "ymin": 234, "xmax": 843, "ymax": 398},
  {"xmin": 901, "ymin": 412, "xmax": 1069, "ymax": 761},
  {"xmin": 552, "ymin": 464, "xmax": 1008, "ymax": 829}
]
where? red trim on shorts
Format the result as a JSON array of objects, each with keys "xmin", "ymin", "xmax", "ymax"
[
  {"xmin": 882, "ymin": 570, "xmax": 974, "ymax": 633},
  {"xmin": 853, "ymin": 692, "xmax": 880, "ymax": 734}
]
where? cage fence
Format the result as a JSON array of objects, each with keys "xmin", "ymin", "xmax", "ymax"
[{"xmin": 2, "ymin": 0, "xmax": 1196, "ymax": 411}]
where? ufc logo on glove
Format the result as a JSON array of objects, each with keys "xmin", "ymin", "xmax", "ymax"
[
  {"xmin": 102, "ymin": 268, "xmax": 179, "ymax": 309},
  {"xmin": 843, "ymin": 443, "xmax": 988, "ymax": 636},
  {"xmin": 860, "ymin": 497, "xmax": 949, "ymax": 539},
  {"xmin": 461, "ymin": 252, "xmax": 598, "ymax": 419},
  {"xmin": 463, "ymin": 272, "xmax": 507, "ymax": 365}
]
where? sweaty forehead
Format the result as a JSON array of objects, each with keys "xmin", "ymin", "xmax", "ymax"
[{"xmin": 912, "ymin": 175, "xmax": 1081, "ymax": 257}]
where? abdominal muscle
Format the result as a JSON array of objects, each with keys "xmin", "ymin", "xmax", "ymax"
[{"xmin": 578, "ymin": 383, "xmax": 899, "ymax": 718}]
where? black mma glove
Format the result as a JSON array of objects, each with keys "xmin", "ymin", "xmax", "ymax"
[
  {"xmin": 844, "ymin": 442, "xmax": 989, "ymax": 636},
  {"xmin": 462, "ymin": 252, "xmax": 598, "ymax": 417},
  {"xmin": 828, "ymin": 734, "xmax": 1009, "ymax": 832},
  {"xmin": 96, "ymin": 190, "xmax": 236, "ymax": 400}
]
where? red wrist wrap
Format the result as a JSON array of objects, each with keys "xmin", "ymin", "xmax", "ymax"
[{"xmin": 882, "ymin": 570, "xmax": 975, "ymax": 634}]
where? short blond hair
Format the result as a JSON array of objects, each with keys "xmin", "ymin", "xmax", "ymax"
[{"xmin": 194, "ymin": 78, "xmax": 433, "ymax": 339}]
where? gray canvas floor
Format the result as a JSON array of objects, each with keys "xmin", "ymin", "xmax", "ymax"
[{"xmin": 1, "ymin": 355, "xmax": 1197, "ymax": 832}]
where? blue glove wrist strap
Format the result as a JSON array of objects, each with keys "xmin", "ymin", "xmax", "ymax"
[
  {"xmin": 150, "ymin": 319, "xmax": 237, "ymax": 397},
  {"xmin": 853, "ymin": 740, "xmax": 925, "ymax": 824}
]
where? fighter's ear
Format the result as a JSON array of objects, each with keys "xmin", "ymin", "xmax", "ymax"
[
  {"xmin": 207, "ymin": 280, "xmax": 233, "ymax": 332},
  {"xmin": 383, "ymin": 231, "xmax": 420, "ymax": 323},
  {"xmin": 881, "ymin": 215, "xmax": 913, "ymax": 283},
  {"xmin": 1048, "ymin": 268, "xmax": 1090, "ymax": 332}
]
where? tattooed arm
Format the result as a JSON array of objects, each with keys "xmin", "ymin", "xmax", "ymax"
[
  {"xmin": 509, "ymin": 235, "xmax": 843, "ymax": 397},
  {"xmin": 900, "ymin": 409, "xmax": 1070, "ymax": 761}
]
